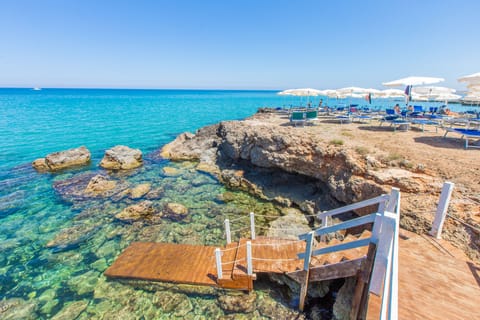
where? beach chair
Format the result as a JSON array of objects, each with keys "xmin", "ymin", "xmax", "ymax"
[
  {"xmin": 443, "ymin": 128, "xmax": 480, "ymax": 149},
  {"xmin": 290, "ymin": 111, "xmax": 305, "ymax": 126},
  {"xmin": 410, "ymin": 105, "xmax": 425, "ymax": 118},
  {"xmin": 379, "ymin": 109, "xmax": 399, "ymax": 125},
  {"xmin": 305, "ymin": 110, "xmax": 318, "ymax": 125}
]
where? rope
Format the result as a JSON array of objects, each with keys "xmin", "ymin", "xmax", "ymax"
[
  {"xmin": 230, "ymin": 226, "xmax": 250, "ymax": 233},
  {"xmin": 226, "ymin": 215, "xmax": 250, "ymax": 222},
  {"xmin": 251, "ymin": 257, "xmax": 298, "ymax": 262},
  {"xmin": 221, "ymin": 257, "xmax": 245, "ymax": 265},
  {"xmin": 250, "ymin": 239, "xmax": 305, "ymax": 247},
  {"xmin": 218, "ymin": 243, "xmax": 247, "ymax": 253},
  {"xmin": 447, "ymin": 214, "xmax": 480, "ymax": 233},
  {"xmin": 254, "ymin": 225, "xmax": 305, "ymax": 231}
]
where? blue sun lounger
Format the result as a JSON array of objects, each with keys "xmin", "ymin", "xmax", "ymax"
[{"xmin": 444, "ymin": 128, "xmax": 480, "ymax": 149}]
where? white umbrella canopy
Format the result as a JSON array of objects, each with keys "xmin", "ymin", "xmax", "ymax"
[
  {"xmin": 337, "ymin": 86, "xmax": 373, "ymax": 94},
  {"xmin": 279, "ymin": 88, "xmax": 322, "ymax": 96},
  {"xmin": 373, "ymin": 89, "xmax": 405, "ymax": 98},
  {"xmin": 382, "ymin": 76, "xmax": 445, "ymax": 87},
  {"xmin": 458, "ymin": 72, "xmax": 480, "ymax": 82},
  {"xmin": 434, "ymin": 93, "xmax": 462, "ymax": 101},
  {"xmin": 412, "ymin": 86, "xmax": 456, "ymax": 95}
]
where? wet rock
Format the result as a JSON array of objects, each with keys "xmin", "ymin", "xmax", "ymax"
[
  {"xmin": 266, "ymin": 209, "xmax": 312, "ymax": 239},
  {"xmin": 153, "ymin": 291, "xmax": 192, "ymax": 316},
  {"xmin": 162, "ymin": 167, "xmax": 181, "ymax": 176},
  {"xmin": 256, "ymin": 294, "xmax": 305, "ymax": 319},
  {"xmin": 32, "ymin": 146, "xmax": 91, "ymax": 172},
  {"xmin": 67, "ymin": 270, "xmax": 99, "ymax": 296},
  {"xmin": 53, "ymin": 173, "xmax": 129, "ymax": 202},
  {"xmin": 162, "ymin": 202, "xmax": 189, "ymax": 220},
  {"xmin": 129, "ymin": 183, "xmax": 151, "ymax": 199},
  {"xmin": 46, "ymin": 224, "xmax": 99, "ymax": 252},
  {"xmin": 115, "ymin": 201, "xmax": 157, "ymax": 222},
  {"xmin": 51, "ymin": 300, "xmax": 88, "ymax": 320},
  {"xmin": 217, "ymin": 292, "xmax": 256, "ymax": 313},
  {"xmin": 0, "ymin": 298, "xmax": 38, "ymax": 320},
  {"xmin": 100, "ymin": 145, "xmax": 143, "ymax": 170},
  {"xmin": 144, "ymin": 187, "xmax": 164, "ymax": 200},
  {"xmin": 32, "ymin": 158, "xmax": 49, "ymax": 171},
  {"xmin": 196, "ymin": 162, "xmax": 220, "ymax": 176},
  {"xmin": 332, "ymin": 277, "xmax": 357, "ymax": 320},
  {"xmin": 84, "ymin": 174, "xmax": 117, "ymax": 195}
]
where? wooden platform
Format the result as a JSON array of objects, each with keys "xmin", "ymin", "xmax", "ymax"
[
  {"xmin": 105, "ymin": 234, "xmax": 370, "ymax": 291},
  {"xmin": 366, "ymin": 230, "xmax": 480, "ymax": 320}
]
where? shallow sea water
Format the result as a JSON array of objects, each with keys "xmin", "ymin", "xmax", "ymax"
[{"xmin": 0, "ymin": 89, "xmax": 468, "ymax": 318}]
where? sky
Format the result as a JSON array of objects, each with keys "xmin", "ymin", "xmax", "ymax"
[{"xmin": 0, "ymin": 0, "xmax": 479, "ymax": 90}]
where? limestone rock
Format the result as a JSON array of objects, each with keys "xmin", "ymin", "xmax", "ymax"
[
  {"xmin": 266, "ymin": 209, "xmax": 312, "ymax": 239},
  {"xmin": 115, "ymin": 201, "xmax": 157, "ymax": 222},
  {"xmin": 162, "ymin": 202, "xmax": 188, "ymax": 220},
  {"xmin": 53, "ymin": 173, "xmax": 129, "ymax": 202},
  {"xmin": 0, "ymin": 298, "xmax": 37, "ymax": 320},
  {"xmin": 84, "ymin": 174, "xmax": 117, "ymax": 195},
  {"xmin": 46, "ymin": 224, "xmax": 99, "ymax": 252},
  {"xmin": 100, "ymin": 145, "xmax": 143, "ymax": 170},
  {"xmin": 333, "ymin": 277, "xmax": 357, "ymax": 320},
  {"xmin": 32, "ymin": 146, "xmax": 91, "ymax": 172},
  {"xmin": 196, "ymin": 162, "xmax": 220, "ymax": 176},
  {"xmin": 162, "ymin": 167, "xmax": 181, "ymax": 176},
  {"xmin": 153, "ymin": 291, "xmax": 192, "ymax": 316},
  {"xmin": 217, "ymin": 292, "xmax": 256, "ymax": 313},
  {"xmin": 51, "ymin": 300, "xmax": 88, "ymax": 320},
  {"xmin": 129, "ymin": 183, "xmax": 151, "ymax": 199}
]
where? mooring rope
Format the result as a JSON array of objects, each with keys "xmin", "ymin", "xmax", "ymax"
[
  {"xmin": 447, "ymin": 214, "xmax": 480, "ymax": 233},
  {"xmin": 250, "ymin": 239, "xmax": 305, "ymax": 247}
]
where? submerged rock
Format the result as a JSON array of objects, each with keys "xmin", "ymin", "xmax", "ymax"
[
  {"xmin": 53, "ymin": 173, "xmax": 129, "ymax": 202},
  {"xmin": 162, "ymin": 167, "xmax": 181, "ymax": 176},
  {"xmin": 46, "ymin": 224, "xmax": 99, "ymax": 252},
  {"xmin": 100, "ymin": 145, "xmax": 143, "ymax": 170},
  {"xmin": 51, "ymin": 300, "xmax": 88, "ymax": 320},
  {"xmin": 129, "ymin": 183, "xmax": 151, "ymax": 199},
  {"xmin": 0, "ymin": 298, "xmax": 38, "ymax": 320},
  {"xmin": 217, "ymin": 292, "xmax": 256, "ymax": 313},
  {"xmin": 115, "ymin": 200, "xmax": 157, "ymax": 222},
  {"xmin": 32, "ymin": 146, "xmax": 91, "ymax": 172},
  {"xmin": 84, "ymin": 174, "xmax": 117, "ymax": 195},
  {"xmin": 162, "ymin": 202, "xmax": 189, "ymax": 221}
]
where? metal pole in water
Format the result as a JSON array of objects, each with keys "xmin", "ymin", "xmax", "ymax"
[
  {"xmin": 215, "ymin": 248, "xmax": 223, "ymax": 279},
  {"xmin": 250, "ymin": 212, "xmax": 256, "ymax": 240},
  {"xmin": 224, "ymin": 219, "xmax": 231, "ymax": 244}
]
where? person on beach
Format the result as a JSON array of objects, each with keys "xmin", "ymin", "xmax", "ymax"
[
  {"xmin": 318, "ymin": 99, "xmax": 323, "ymax": 109},
  {"xmin": 393, "ymin": 104, "xmax": 401, "ymax": 114}
]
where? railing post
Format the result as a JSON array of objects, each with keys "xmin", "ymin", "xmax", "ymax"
[
  {"xmin": 224, "ymin": 219, "xmax": 231, "ymax": 244},
  {"xmin": 299, "ymin": 231, "xmax": 314, "ymax": 311},
  {"xmin": 215, "ymin": 248, "xmax": 223, "ymax": 279},
  {"xmin": 386, "ymin": 187, "xmax": 400, "ymax": 213},
  {"xmin": 246, "ymin": 241, "xmax": 253, "ymax": 275},
  {"xmin": 250, "ymin": 212, "xmax": 256, "ymax": 240},
  {"xmin": 429, "ymin": 181, "xmax": 455, "ymax": 239},
  {"xmin": 320, "ymin": 215, "xmax": 328, "ymax": 242}
]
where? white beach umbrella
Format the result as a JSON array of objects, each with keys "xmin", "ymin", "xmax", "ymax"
[
  {"xmin": 412, "ymin": 86, "xmax": 456, "ymax": 95},
  {"xmin": 373, "ymin": 89, "xmax": 405, "ymax": 98},
  {"xmin": 434, "ymin": 93, "xmax": 462, "ymax": 101},
  {"xmin": 281, "ymin": 88, "xmax": 322, "ymax": 96},
  {"xmin": 382, "ymin": 76, "xmax": 445, "ymax": 87},
  {"xmin": 458, "ymin": 72, "xmax": 480, "ymax": 83}
]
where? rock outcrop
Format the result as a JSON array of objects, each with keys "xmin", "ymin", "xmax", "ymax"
[
  {"xmin": 162, "ymin": 202, "xmax": 189, "ymax": 221},
  {"xmin": 129, "ymin": 183, "xmax": 151, "ymax": 199},
  {"xmin": 100, "ymin": 145, "xmax": 143, "ymax": 170},
  {"xmin": 115, "ymin": 201, "xmax": 157, "ymax": 222},
  {"xmin": 160, "ymin": 116, "xmax": 441, "ymax": 212},
  {"xmin": 32, "ymin": 146, "xmax": 91, "ymax": 172}
]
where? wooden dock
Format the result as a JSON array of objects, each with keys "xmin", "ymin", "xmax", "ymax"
[{"xmin": 105, "ymin": 235, "xmax": 370, "ymax": 291}]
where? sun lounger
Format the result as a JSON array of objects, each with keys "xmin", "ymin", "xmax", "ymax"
[
  {"xmin": 409, "ymin": 118, "xmax": 439, "ymax": 132},
  {"xmin": 305, "ymin": 110, "xmax": 319, "ymax": 125},
  {"xmin": 443, "ymin": 128, "xmax": 480, "ymax": 149},
  {"xmin": 290, "ymin": 111, "xmax": 305, "ymax": 126}
]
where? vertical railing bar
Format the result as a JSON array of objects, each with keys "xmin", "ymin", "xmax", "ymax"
[
  {"xmin": 246, "ymin": 241, "xmax": 252, "ymax": 275},
  {"xmin": 250, "ymin": 212, "xmax": 256, "ymax": 240},
  {"xmin": 215, "ymin": 248, "xmax": 223, "ymax": 280},
  {"xmin": 429, "ymin": 181, "xmax": 455, "ymax": 239},
  {"xmin": 224, "ymin": 219, "xmax": 231, "ymax": 244}
]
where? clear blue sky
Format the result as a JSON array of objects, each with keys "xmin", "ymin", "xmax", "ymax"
[{"xmin": 1, "ymin": 0, "xmax": 479, "ymax": 90}]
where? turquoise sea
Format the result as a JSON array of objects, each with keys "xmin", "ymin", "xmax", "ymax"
[{"xmin": 0, "ymin": 88, "xmax": 468, "ymax": 318}]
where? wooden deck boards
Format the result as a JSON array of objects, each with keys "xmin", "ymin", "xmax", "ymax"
[{"xmin": 105, "ymin": 236, "xmax": 369, "ymax": 290}]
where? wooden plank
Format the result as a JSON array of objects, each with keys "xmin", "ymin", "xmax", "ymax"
[
  {"xmin": 105, "ymin": 242, "xmax": 218, "ymax": 286},
  {"xmin": 308, "ymin": 257, "xmax": 366, "ymax": 282}
]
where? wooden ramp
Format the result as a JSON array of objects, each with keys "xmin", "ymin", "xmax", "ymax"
[{"xmin": 105, "ymin": 234, "xmax": 370, "ymax": 291}]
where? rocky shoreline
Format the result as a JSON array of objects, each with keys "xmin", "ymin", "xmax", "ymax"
[{"xmin": 160, "ymin": 110, "xmax": 479, "ymax": 262}]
